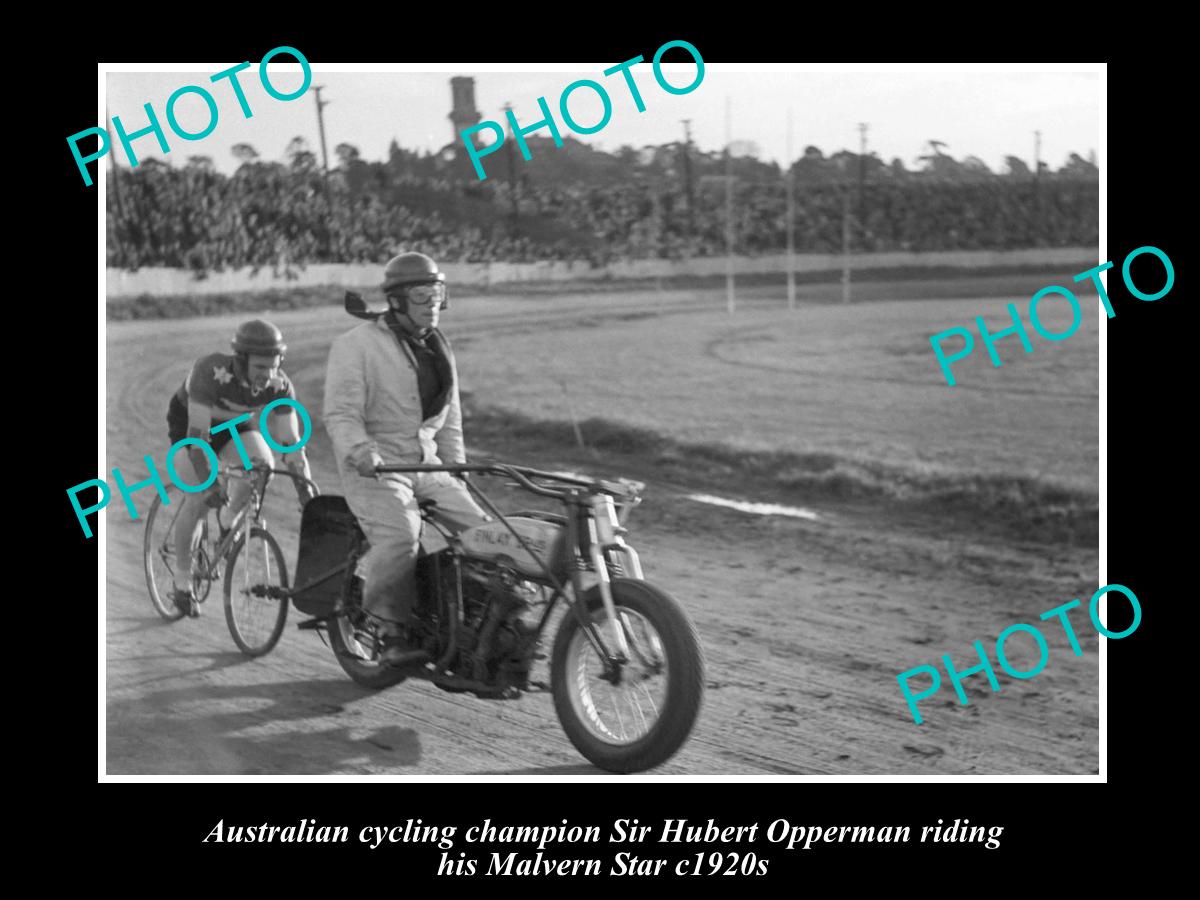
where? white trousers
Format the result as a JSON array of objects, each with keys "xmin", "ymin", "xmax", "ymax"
[{"xmin": 341, "ymin": 470, "xmax": 490, "ymax": 628}]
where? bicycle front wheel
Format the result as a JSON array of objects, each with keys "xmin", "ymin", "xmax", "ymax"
[
  {"xmin": 143, "ymin": 488, "xmax": 187, "ymax": 622},
  {"xmin": 223, "ymin": 526, "xmax": 289, "ymax": 656}
]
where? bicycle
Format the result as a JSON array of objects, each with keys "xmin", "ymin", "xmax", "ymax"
[{"xmin": 142, "ymin": 464, "xmax": 319, "ymax": 657}]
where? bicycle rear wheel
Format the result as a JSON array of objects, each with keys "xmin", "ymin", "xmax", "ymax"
[
  {"xmin": 223, "ymin": 526, "xmax": 289, "ymax": 656},
  {"xmin": 143, "ymin": 488, "xmax": 188, "ymax": 622}
]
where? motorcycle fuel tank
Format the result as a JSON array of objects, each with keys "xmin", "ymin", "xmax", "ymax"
[{"xmin": 456, "ymin": 517, "xmax": 566, "ymax": 580}]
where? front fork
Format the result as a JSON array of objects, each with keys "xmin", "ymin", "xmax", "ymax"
[
  {"xmin": 578, "ymin": 516, "xmax": 648, "ymax": 681},
  {"xmin": 588, "ymin": 540, "xmax": 631, "ymax": 661}
]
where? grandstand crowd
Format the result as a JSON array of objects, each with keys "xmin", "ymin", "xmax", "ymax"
[{"xmin": 105, "ymin": 139, "xmax": 1099, "ymax": 272}]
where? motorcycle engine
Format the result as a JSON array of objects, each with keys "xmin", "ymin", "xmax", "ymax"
[{"xmin": 451, "ymin": 558, "xmax": 542, "ymax": 686}]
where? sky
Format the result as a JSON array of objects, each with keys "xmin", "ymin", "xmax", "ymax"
[{"xmin": 102, "ymin": 64, "xmax": 1102, "ymax": 176}]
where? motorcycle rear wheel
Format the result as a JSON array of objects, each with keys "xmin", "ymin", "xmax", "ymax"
[
  {"xmin": 327, "ymin": 602, "xmax": 410, "ymax": 691},
  {"xmin": 551, "ymin": 578, "xmax": 704, "ymax": 773}
]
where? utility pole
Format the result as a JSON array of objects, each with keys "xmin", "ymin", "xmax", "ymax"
[
  {"xmin": 786, "ymin": 109, "xmax": 795, "ymax": 311},
  {"xmin": 313, "ymin": 86, "xmax": 331, "ymax": 178},
  {"xmin": 858, "ymin": 123, "xmax": 869, "ymax": 178},
  {"xmin": 681, "ymin": 118, "xmax": 696, "ymax": 237},
  {"xmin": 1032, "ymin": 129, "xmax": 1044, "ymax": 242},
  {"xmin": 857, "ymin": 122, "xmax": 869, "ymax": 249},
  {"xmin": 502, "ymin": 102, "xmax": 519, "ymax": 221},
  {"xmin": 841, "ymin": 187, "xmax": 851, "ymax": 304},
  {"xmin": 105, "ymin": 113, "xmax": 126, "ymax": 264},
  {"xmin": 725, "ymin": 97, "xmax": 735, "ymax": 315}
]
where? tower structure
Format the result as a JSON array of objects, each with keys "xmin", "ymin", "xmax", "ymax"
[{"xmin": 448, "ymin": 77, "xmax": 481, "ymax": 142}]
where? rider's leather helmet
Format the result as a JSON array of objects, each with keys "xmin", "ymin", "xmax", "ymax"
[
  {"xmin": 381, "ymin": 252, "xmax": 449, "ymax": 311},
  {"xmin": 231, "ymin": 319, "xmax": 287, "ymax": 357}
]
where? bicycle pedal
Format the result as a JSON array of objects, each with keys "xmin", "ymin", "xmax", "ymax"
[{"xmin": 296, "ymin": 617, "xmax": 328, "ymax": 631}]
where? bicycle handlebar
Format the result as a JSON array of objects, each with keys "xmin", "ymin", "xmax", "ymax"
[{"xmin": 219, "ymin": 464, "xmax": 322, "ymax": 496}]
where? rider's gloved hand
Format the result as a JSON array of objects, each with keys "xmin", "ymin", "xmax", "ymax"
[{"xmin": 355, "ymin": 451, "xmax": 384, "ymax": 479}]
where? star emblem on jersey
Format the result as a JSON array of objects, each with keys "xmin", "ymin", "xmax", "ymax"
[{"xmin": 213, "ymin": 365, "xmax": 233, "ymax": 385}]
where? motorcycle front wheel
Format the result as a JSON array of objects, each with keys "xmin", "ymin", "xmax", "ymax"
[{"xmin": 551, "ymin": 579, "xmax": 704, "ymax": 774}]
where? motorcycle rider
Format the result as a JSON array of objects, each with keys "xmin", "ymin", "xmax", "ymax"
[
  {"xmin": 323, "ymin": 252, "xmax": 491, "ymax": 666},
  {"xmin": 167, "ymin": 319, "xmax": 317, "ymax": 617}
]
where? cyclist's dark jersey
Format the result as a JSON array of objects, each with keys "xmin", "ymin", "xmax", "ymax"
[{"xmin": 167, "ymin": 353, "xmax": 296, "ymax": 450}]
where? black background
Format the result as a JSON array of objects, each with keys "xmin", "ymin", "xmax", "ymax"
[{"xmin": 34, "ymin": 13, "xmax": 1182, "ymax": 883}]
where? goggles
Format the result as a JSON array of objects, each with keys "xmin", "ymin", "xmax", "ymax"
[{"xmin": 399, "ymin": 283, "xmax": 447, "ymax": 307}]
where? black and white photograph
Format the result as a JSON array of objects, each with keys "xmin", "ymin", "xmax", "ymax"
[{"xmin": 95, "ymin": 59, "xmax": 1105, "ymax": 778}]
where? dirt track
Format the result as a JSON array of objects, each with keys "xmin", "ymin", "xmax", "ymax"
[{"xmin": 103, "ymin": 288, "xmax": 1099, "ymax": 775}]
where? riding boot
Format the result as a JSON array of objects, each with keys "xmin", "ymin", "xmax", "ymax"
[
  {"xmin": 381, "ymin": 629, "xmax": 429, "ymax": 668},
  {"xmin": 377, "ymin": 568, "xmax": 428, "ymax": 667}
]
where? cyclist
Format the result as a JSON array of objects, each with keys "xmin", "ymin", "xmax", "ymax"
[
  {"xmin": 324, "ymin": 252, "xmax": 490, "ymax": 666},
  {"xmin": 166, "ymin": 319, "xmax": 317, "ymax": 617}
]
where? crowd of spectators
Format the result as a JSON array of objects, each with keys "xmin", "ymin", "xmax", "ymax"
[{"xmin": 105, "ymin": 148, "xmax": 1099, "ymax": 272}]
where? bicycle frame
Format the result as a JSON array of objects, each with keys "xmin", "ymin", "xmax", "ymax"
[{"xmin": 158, "ymin": 466, "xmax": 316, "ymax": 584}]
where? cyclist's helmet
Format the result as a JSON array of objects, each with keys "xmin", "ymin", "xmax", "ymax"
[
  {"xmin": 231, "ymin": 319, "xmax": 287, "ymax": 358},
  {"xmin": 381, "ymin": 252, "xmax": 448, "ymax": 310}
]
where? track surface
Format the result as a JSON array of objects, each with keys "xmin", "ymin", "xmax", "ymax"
[{"xmin": 104, "ymin": 287, "xmax": 1099, "ymax": 775}]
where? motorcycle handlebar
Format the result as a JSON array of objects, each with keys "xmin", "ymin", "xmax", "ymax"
[{"xmin": 374, "ymin": 462, "xmax": 638, "ymax": 500}]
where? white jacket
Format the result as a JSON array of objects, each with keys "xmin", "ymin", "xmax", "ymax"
[{"xmin": 323, "ymin": 317, "xmax": 466, "ymax": 475}]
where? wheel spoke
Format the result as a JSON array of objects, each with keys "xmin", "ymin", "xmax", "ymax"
[
  {"xmin": 635, "ymin": 681, "xmax": 659, "ymax": 722},
  {"xmin": 564, "ymin": 604, "xmax": 671, "ymax": 747},
  {"xmin": 157, "ymin": 547, "xmax": 176, "ymax": 580},
  {"xmin": 627, "ymin": 687, "xmax": 649, "ymax": 734},
  {"xmin": 145, "ymin": 488, "xmax": 192, "ymax": 621},
  {"xmin": 226, "ymin": 529, "xmax": 288, "ymax": 656},
  {"xmin": 610, "ymin": 692, "xmax": 627, "ymax": 741}
]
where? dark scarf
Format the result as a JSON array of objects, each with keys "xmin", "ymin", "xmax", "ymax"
[{"xmin": 383, "ymin": 310, "xmax": 456, "ymax": 420}]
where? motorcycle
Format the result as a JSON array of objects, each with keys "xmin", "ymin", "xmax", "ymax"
[{"xmin": 288, "ymin": 461, "xmax": 705, "ymax": 774}]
